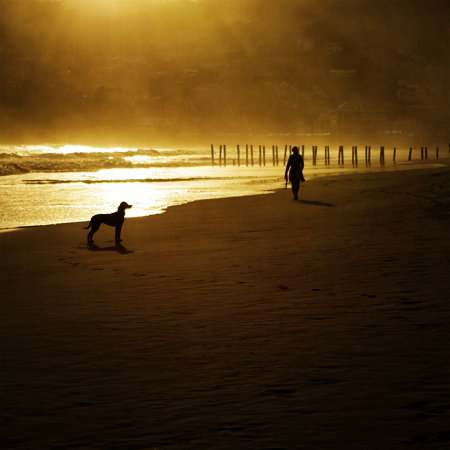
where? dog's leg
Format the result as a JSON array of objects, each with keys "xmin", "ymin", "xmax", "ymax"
[
  {"xmin": 115, "ymin": 225, "xmax": 123, "ymax": 242},
  {"xmin": 88, "ymin": 222, "xmax": 101, "ymax": 243}
]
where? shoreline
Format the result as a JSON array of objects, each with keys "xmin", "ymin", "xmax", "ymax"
[{"xmin": 1, "ymin": 159, "xmax": 447, "ymax": 232}]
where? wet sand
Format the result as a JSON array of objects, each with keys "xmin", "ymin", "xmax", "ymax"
[{"xmin": 1, "ymin": 163, "xmax": 449, "ymax": 449}]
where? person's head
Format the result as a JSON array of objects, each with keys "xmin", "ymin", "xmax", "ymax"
[{"xmin": 292, "ymin": 146, "xmax": 299, "ymax": 154}]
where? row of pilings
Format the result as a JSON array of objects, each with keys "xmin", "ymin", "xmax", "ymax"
[{"xmin": 210, "ymin": 144, "xmax": 446, "ymax": 167}]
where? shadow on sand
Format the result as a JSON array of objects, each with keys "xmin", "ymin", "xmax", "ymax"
[
  {"xmin": 299, "ymin": 200, "xmax": 335, "ymax": 207},
  {"xmin": 87, "ymin": 242, "xmax": 133, "ymax": 254}
]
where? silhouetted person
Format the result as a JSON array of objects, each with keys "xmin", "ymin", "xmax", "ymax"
[{"xmin": 285, "ymin": 146, "xmax": 304, "ymax": 200}]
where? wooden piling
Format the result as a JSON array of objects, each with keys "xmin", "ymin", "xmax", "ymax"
[
  {"xmin": 219, "ymin": 145, "xmax": 222, "ymax": 166},
  {"xmin": 237, "ymin": 145, "xmax": 240, "ymax": 167},
  {"xmin": 246, "ymin": 145, "xmax": 249, "ymax": 166},
  {"xmin": 211, "ymin": 144, "xmax": 214, "ymax": 166},
  {"xmin": 408, "ymin": 147, "xmax": 412, "ymax": 161},
  {"xmin": 224, "ymin": 144, "xmax": 227, "ymax": 167},
  {"xmin": 251, "ymin": 145, "xmax": 254, "ymax": 166},
  {"xmin": 276, "ymin": 146, "xmax": 279, "ymax": 165},
  {"xmin": 338, "ymin": 146, "xmax": 344, "ymax": 164},
  {"xmin": 355, "ymin": 146, "xmax": 358, "ymax": 165},
  {"xmin": 259, "ymin": 145, "xmax": 262, "ymax": 166},
  {"xmin": 393, "ymin": 147, "xmax": 396, "ymax": 162},
  {"xmin": 380, "ymin": 146, "xmax": 385, "ymax": 165},
  {"xmin": 436, "ymin": 147, "xmax": 439, "ymax": 159},
  {"xmin": 421, "ymin": 147, "xmax": 424, "ymax": 159},
  {"xmin": 263, "ymin": 145, "xmax": 266, "ymax": 166},
  {"xmin": 272, "ymin": 146, "xmax": 275, "ymax": 166},
  {"xmin": 325, "ymin": 146, "xmax": 330, "ymax": 165}
]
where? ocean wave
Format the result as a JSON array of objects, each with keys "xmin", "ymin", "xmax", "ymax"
[
  {"xmin": 0, "ymin": 159, "xmax": 135, "ymax": 176},
  {"xmin": 0, "ymin": 151, "xmax": 212, "ymax": 176},
  {"xmin": 0, "ymin": 147, "xmax": 205, "ymax": 158},
  {"xmin": 1, "ymin": 149, "xmax": 161, "ymax": 160},
  {"xmin": 22, "ymin": 176, "xmax": 241, "ymax": 185}
]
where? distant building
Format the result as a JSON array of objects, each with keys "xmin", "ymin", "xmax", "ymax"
[
  {"xmin": 297, "ymin": 38, "xmax": 315, "ymax": 52},
  {"xmin": 326, "ymin": 42, "xmax": 343, "ymax": 55},
  {"xmin": 317, "ymin": 103, "xmax": 396, "ymax": 139},
  {"xmin": 330, "ymin": 70, "xmax": 357, "ymax": 78}
]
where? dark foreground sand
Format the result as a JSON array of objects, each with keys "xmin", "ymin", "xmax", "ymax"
[{"xmin": 1, "ymin": 163, "xmax": 449, "ymax": 450}]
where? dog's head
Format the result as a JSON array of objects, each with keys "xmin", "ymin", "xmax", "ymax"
[{"xmin": 119, "ymin": 202, "xmax": 133, "ymax": 211}]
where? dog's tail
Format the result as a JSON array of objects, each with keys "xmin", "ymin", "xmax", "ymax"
[{"xmin": 83, "ymin": 221, "xmax": 91, "ymax": 230}]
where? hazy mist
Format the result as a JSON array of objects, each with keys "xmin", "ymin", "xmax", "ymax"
[{"xmin": 1, "ymin": 0, "xmax": 448, "ymax": 148}]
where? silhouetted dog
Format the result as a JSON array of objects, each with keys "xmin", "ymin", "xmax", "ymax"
[{"xmin": 84, "ymin": 202, "xmax": 132, "ymax": 243}]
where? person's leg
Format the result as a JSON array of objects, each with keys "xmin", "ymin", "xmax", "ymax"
[{"xmin": 292, "ymin": 180, "xmax": 300, "ymax": 200}]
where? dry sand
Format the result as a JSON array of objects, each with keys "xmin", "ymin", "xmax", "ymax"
[{"xmin": 1, "ymin": 163, "xmax": 449, "ymax": 449}]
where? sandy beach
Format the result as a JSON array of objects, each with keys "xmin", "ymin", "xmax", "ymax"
[{"xmin": 1, "ymin": 163, "xmax": 449, "ymax": 449}]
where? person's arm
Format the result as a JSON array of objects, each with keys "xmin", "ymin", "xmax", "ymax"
[{"xmin": 285, "ymin": 156, "xmax": 291, "ymax": 179}]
